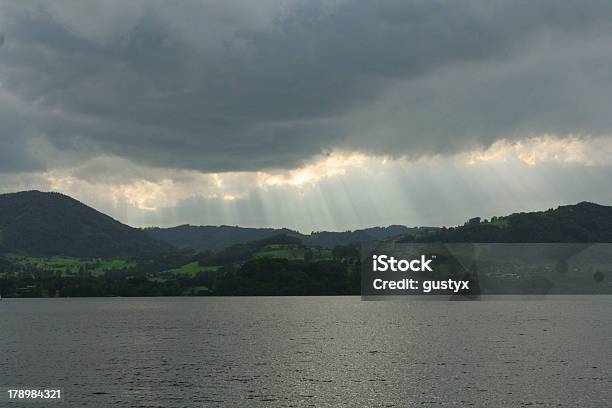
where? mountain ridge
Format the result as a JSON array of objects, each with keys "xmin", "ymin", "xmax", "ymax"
[
  {"xmin": 2, "ymin": 191, "xmax": 612, "ymax": 259},
  {"xmin": 144, "ymin": 224, "xmax": 432, "ymax": 252}
]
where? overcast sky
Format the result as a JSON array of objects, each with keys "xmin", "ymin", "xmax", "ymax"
[{"xmin": 1, "ymin": 0, "xmax": 612, "ymax": 231}]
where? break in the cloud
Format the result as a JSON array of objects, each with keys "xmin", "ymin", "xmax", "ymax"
[
  {"xmin": 1, "ymin": 1, "xmax": 612, "ymax": 229},
  {"xmin": 1, "ymin": 136, "xmax": 612, "ymax": 231}
]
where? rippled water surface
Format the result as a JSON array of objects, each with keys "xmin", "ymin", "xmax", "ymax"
[{"xmin": 1, "ymin": 296, "xmax": 611, "ymax": 407}]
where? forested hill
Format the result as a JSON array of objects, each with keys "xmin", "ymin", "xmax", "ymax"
[
  {"xmin": 400, "ymin": 202, "xmax": 612, "ymax": 243},
  {"xmin": 302, "ymin": 226, "xmax": 425, "ymax": 248},
  {"xmin": 144, "ymin": 225, "xmax": 301, "ymax": 253},
  {"xmin": 0, "ymin": 191, "xmax": 173, "ymax": 258},
  {"xmin": 145, "ymin": 224, "xmax": 431, "ymax": 252},
  {"xmin": 3, "ymin": 189, "xmax": 610, "ymax": 261}
]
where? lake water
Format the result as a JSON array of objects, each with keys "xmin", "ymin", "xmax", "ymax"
[{"xmin": 1, "ymin": 296, "xmax": 611, "ymax": 407}]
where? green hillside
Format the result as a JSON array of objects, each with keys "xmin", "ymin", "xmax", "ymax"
[{"xmin": 400, "ymin": 202, "xmax": 612, "ymax": 243}]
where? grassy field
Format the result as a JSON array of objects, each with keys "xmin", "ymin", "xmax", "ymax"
[
  {"xmin": 5, "ymin": 255, "xmax": 134, "ymax": 277},
  {"xmin": 2, "ymin": 244, "xmax": 332, "ymax": 282},
  {"xmin": 253, "ymin": 244, "xmax": 332, "ymax": 261},
  {"xmin": 181, "ymin": 285, "xmax": 211, "ymax": 295},
  {"xmin": 162, "ymin": 261, "xmax": 219, "ymax": 277},
  {"xmin": 151, "ymin": 244, "xmax": 331, "ymax": 283}
]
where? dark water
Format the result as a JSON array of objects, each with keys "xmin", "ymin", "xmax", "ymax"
[{"xmin": 1, "ymin": 297, "xmax": 611, "ymax": 407}]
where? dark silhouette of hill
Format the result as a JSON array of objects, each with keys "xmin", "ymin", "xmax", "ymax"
[
  {"xmin": 145, "ymin": 224, "xmax": 431, "ymax": 252},
  {"xmin": 144, "ymin": 225, "xmax": 301, "ymax": 253},
  {"xmin": 0, "ymin": 191, "xmax": 174, "ymax": 258},
  {"xmin": 399, "ymin": 202, "xmax": 612, "ymax": 243}
]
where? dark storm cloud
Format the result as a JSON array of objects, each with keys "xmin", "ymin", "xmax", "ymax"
[{"xmin": 1, "ymin": 0, "xmax": 612, "ymax": 173}]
